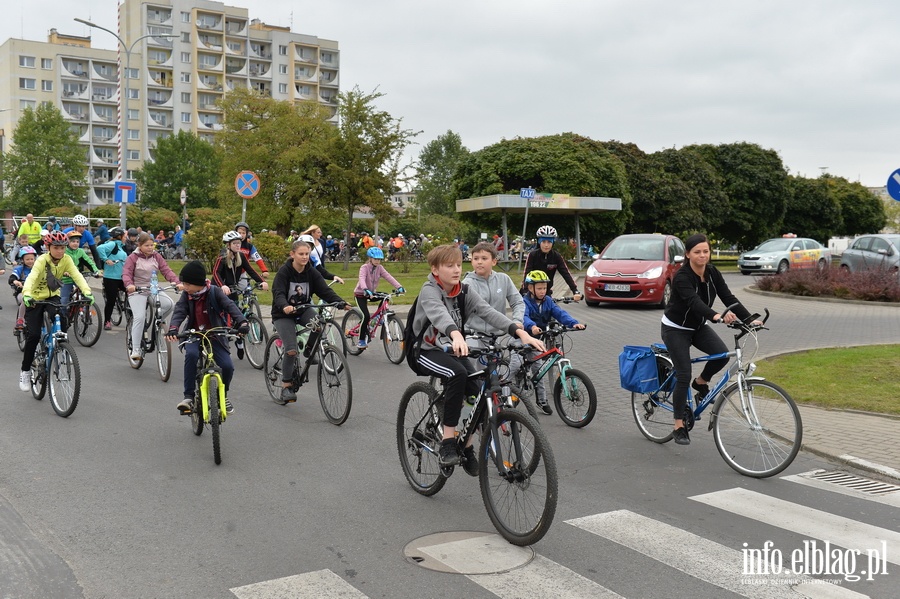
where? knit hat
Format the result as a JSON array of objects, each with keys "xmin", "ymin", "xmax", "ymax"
[
  {"xmin": 684, "ymin": 233, "xmax": 708, "ymax": 253},
  {"xmin": 180, "ymin": 260, "xmax": 207, "ymax": 286}
]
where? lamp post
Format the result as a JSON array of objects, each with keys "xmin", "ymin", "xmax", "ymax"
[{"xmin": 73, "ymin": 18, "xmax": 175, "ymax": 228}]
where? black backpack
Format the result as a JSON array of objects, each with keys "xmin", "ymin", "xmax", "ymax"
[{"xmin": 404, "ymin": 287, "xmax": 467, "ymax": 376}]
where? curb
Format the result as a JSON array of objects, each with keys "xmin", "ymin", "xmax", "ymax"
[{"xmin": 745, "ymin": 285, "xmax": 900, "ymax": 307}]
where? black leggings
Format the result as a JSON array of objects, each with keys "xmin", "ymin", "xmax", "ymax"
[
  {"xmin": 417, "ymin": 349, "xmax": 480, "ymax": 427},
  {"xmin": 660, "ymin": 323, "xmax": 728, "ymax": 421},
  {"xmin": 102, "ymin": 278, "xmax": 125, "ymax": 324},
  {"xmin": 355, "ymin": 296, "xmax": 372, "ymax": 342}
]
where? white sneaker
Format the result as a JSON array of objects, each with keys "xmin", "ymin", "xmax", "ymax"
[{"xmin": 19, "ymin": 371, "xmax": 30, "ymax": 392}]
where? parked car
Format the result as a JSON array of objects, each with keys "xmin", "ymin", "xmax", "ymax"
[
  {"xmin": 583, "ymin": 233, "xmax": 684, "ymax": 308},
  {"xmin": 737, "ymin": 237, "xmax": 830, "ymax": 275},
  {"xmin": 839, "ymin": 234, "xmax": 900, "ymax": 272}
]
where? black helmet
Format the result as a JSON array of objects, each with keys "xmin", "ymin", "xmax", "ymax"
[
  {"xmin": 109, "ymin": 226, "xmax": 124, "ymax": 238},
  {"xmin": 234, "ymin": 222, "xmax": 250, "ymax": 233},
  {"xmin": 127, "ymin": 228, "xmax": 138, "ymax": 237}
]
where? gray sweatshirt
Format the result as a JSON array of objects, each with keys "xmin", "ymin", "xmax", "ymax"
[{"xmin": 462, "ymin": 270, "xmax": 525, "ymax": 333}]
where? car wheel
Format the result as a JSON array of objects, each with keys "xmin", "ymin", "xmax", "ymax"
[
  {"xmin": 817, "ymin": 258, "xmax": 827, "ymax": 271},
  {"xmin": 776, "ymin": 260, "xmax": 789, "ymax": 274},
  {"xmin": 840, "ymin": 264, "xmax": 850, "ymax": 272},
  {"xmin": 658, "ymin": 281, "xmax": 671, "ymax": 309}
]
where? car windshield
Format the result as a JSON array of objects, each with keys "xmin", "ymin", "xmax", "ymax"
[
  {"xmin": 753, "ymin": 239, "xmax": 794, "ymax": 253},
  {"xmin": 601, "ymin": 237, "xmax": 665, "ymax": 260}
]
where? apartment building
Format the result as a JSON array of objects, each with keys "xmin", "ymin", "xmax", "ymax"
[{"xmin": 0, "ymin": 0, "xmax": 339, "ymax": 205}]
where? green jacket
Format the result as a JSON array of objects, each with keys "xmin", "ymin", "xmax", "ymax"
[{"xmin": 62, "ymin": 247, "xmax": 98, "ymax": 284}]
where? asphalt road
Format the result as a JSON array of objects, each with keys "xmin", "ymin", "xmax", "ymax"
[{"xmin": 0, "ymin": 274, "xmax": 896, "ymax": 598}]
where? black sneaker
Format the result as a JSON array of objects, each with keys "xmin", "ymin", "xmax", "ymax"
[
  {"xmin": 538, "ymin": 400, "xmax": 553, "ymax": 415},
  {"xmin": 462, "ymin": 446, "xmax": 478, "ymax": 477},
  {"xmin": 225, "ymin": 398, "xmax": 234, "ymax": 415},
  {"xmin": 438, "ymin": 438, "xmax": 461, "ymax": 466},
  {"xmin": 279, "ymin": 387, "xmax": 297, "ymax": 404},
  {"xmin": 691, "ymin": 379, "xmax": 710, "ymax": 400},
  {"xmin": 236, "ymin": 341, "xmax": 244, "ymax": 361},
  {"xmin": 177, "ymin": 396, "xmax": 193, "ymax": 414},
  {"xmin": 672, "ymin": 427, "xmax": 691, "ymax": 445}
]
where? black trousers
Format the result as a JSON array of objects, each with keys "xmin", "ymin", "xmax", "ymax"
[
  {"xmin": 660, "ymin": 323, "xmax": 728, "ymax": 421},
  {"xmin": 417, "ymin": 348, "xmax": 480, "ymax": 427}
]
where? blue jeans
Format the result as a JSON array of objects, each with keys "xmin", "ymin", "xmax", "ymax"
[{"xmin": 183, "ymin": 339, "xmax": 234, "ymax": 398}]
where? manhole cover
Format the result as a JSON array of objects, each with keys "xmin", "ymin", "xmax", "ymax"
[{"xmin": 404, "ymin": 531, "xmax": 534, "ymax": 574}]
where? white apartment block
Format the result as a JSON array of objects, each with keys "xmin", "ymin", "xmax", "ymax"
[{"xmin": 0, "ymin": 0, "xmax": 339, "ymax": 205}]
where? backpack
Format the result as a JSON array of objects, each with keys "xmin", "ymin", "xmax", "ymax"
[{"xmin": 404, "ymin": 286, "xmax": 467, "ymax": 376}]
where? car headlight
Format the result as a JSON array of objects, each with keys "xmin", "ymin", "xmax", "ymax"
[
  {"xmin": 758, "ymin": 256, "xmax": 776, "ymax": 263},
  {"xmin": 637, "ymin": 266, "xmax": 663, "ymax": 279},
  {"xmin": 587, "ymin": 264, "xmax": 601, "ymax": 277}
]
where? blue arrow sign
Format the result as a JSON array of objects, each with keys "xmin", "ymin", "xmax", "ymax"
[{"xmin": 887, "ymin": 169, "xmax": 900, "ymax": 202}]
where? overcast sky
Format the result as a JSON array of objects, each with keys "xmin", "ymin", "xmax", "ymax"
[{"xmin": 4, "ymin": 1, "xmax": 899, "ymax": 188}]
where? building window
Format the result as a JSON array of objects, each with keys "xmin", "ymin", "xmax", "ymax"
[
  {"xmin": 181, "ymin": 52, "xmax": 191, "ymax": 63},
  {"xmin": 128, "ymin": 150, "xmax": 140, "ymax": 160},
  {"xmin": 278, "ymin": 83, "xmax": 287, "ymax": 94},
  {"xmin": 279, "ymin": 64, "xmax": 287, "ymax": 74},
  {"xmin": 279, "ymin": 45, "xmax": 287, "ymax": 56},
  {"xmin": 181, "ymin": 112, "xmax": 191, "ymax": 123},
  {"xmin": 128, "ymin": 129, "xmax": 140, "ymax": 140},
  {"xmin": 20, "ymin": 99, "xmax": 36, "ymax": 110},
  {"xmin": 19, "ymin": 78, "xmax": 36, "ymax": 90},
  {"xmin": 180, "ymin": 72, "xmax": 192, "ymax": 83},
  {"xmin": 41, "ymin": 58, "xmax": 52, "ymax": 69},
  {"xmin": 128, "ymin": 88, "xmax": 139, "ymax": 99},
  {"xmin": 126, "ymin": 68, "xmax": 139, "ymax": 79},
  {"xmin": 41, "ymin": 80, "xmax": 53, "ymax": 91},
  {"xmin": 19, "ymin": 56, "xmax": 35, "ymax": 68},
  {"xmin": 181, "ymin": 92, "xmax": 191, "ymax": 103},
  {"xmin": 127, "ymin": 109, "xmax": 139, "ymax": 120},
  {"xmin": 182, "ymin": 32, "xmax": 191, "ymax": 43},
  {"xmin": 321, "ymin": 52, "xmax": 332, "ymax": 64},
  {"xmin": 181, "ymin": 11, "xmax": 191, "ymax": 23}
]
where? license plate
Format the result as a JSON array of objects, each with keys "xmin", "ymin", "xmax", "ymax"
[
  {"xmin": 604, "ymin": 283, "xmax": 630, "ymax": 292},
  {"xmin": 742, "ymin": 261, "xmax": 756, "ymax": 266}
]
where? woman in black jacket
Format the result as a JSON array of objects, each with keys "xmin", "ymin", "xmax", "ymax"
[{"xmin": 661, "ymin": 234, "xmax": 759, "ymax": 446}]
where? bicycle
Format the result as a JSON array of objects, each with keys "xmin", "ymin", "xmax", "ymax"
[
  {"xmin": 508, "ymin": 321, "xmax": 597, "ymax": 428},
  {"xmin": 109, "ymin": 287, "xmax": 127, "ymax": 326},
  {"xmin": 263, "ymin": 303, "xmax": 353, "ymax": 425},
  {"xmin": 234, "ymin": 282, "xmax": 269, "ymax": 369},
  {"xmin": 318, "ymin": 281, "xmax": 347, "ymax": 356},
  {"xmin": 176, "ymin": 327, "xmax": 238, "ymax": 465},
  {"xmin": 66, "ymin": 284, "xmax": 102, "ymax": 347},
  {"xmin": 397, "ymin": 336, "xmax": 558, "ymax": 546},
  {"xmin": 630, "ymin": 307, "xmax": 803, "ymax": 478},
  {"xmin": 342, "ymin": 290, "xmax": 405, "ymax": 364},
  {"xmin": 125, "ymin": 284, "xmax": 179, "ymax": 382},
  {"xmin": 28, "ymin": 300, "xmax": 87, "ymax": 417}
]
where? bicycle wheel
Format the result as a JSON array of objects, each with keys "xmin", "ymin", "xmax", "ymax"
[
  {"xmin": 317, "ymin": 346, "xmax": 352, "ymax": 425},
  {"xmin": 631, "ymin": 355, "xmax": 676, "ymax": 443},
  {"xmin": 244, "ymin": 314, "xmax": 269, "ymax": 369},
  {"xmin": 507, "ymin": 383, "xmax": 541, "ymax": 421},
  {"xmin": 156, "ymin": 319, "xmax": 171, "ymax": 382},
  {"xmin": 342, "ymin": 310, "xmax": 363, "ymax": 355},
  {"xmin": 382, "ymin": 314, "xmax": 405, "ymax": 365},
  {"xmin": 323, "ymin": 320, "xmax": 346, "ymax": 356},
  {"xmin": 31, "ymin": 347, "xmax": 47, "ymax": 401},
  {"xmin": 249, "ymin": 297, "xmax": 263, "ymax": 322},
  {"xmin": 72, "ymin": 303, "xmax": 102, "ymax": 347},
  {"xmin": 396, "ymin": 382, "xmax": 447, "ymax": 496},
  {"xmin": 111, "ymin": 294, "xmax": 125, "ymax": 326},
  {"xmin": 713, "ymin": 379, "xmax": 802, "ymax": 478},
  {"xmin": 48, "ymin": 341, "xmax": 80, "ymax": 417},
  {"xmin": 479, "ymin": 409, "xmax": 557, "ymax": 546},
  {"xmin": 552, "ymin": 368, "xmax": 597, "ymax": 428},
  {"xmin": 125, "ymin": 310, "xmax": 143, "ymax": 369},
  {"xmin": 16, "ymin": 328, "xmax": 27, "ymax": 352},
  {"xmin": 263, "ymin": 334, "xmax": 284, "ymax": 401},
  {"xmin": 208, "ymin": 376, "xmax": 222, "ymax": 465},
  {"xmin": 191, "ymin": 392, "xmax": 204, "ymax": 436}
]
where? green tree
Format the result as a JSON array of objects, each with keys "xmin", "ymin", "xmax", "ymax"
[
  {"xmin": 825, "ymin": 176, "xmax": 887, "ymax": 235},
  {"xmin": 884, "ymin": 197, "xmax": 900, "ymax": 233},
  {"xmin": 415, "ymin": 130, "xmax": 469, "ymax": 216},
  {"xmin": 134, "ymin": 130, "xmax": 220, "ymax": 212},
  {"xmin": 784, "ymin": 176, "xmax": 843, "ymax": 242},
  {"xmin": 2, "ymin": 104, "xmax": 86, "ymax": 214}
]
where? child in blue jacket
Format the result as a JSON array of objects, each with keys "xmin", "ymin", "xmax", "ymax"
[{"xmin": 9, "ymin": 247, "xmax": 36, "ymax": 330}]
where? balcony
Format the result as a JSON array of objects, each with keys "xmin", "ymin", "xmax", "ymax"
[
  {"xmin": 92, "ymin": 87, "xmax": 117, "ymax": 104},
  {"xmin": 62, "ymin": 86, "xmax": 89, "ymax": 100},
  {"xmin": 92, "ymin": 64, "xmax": 117, "ymax": 82},
  {"xmin": 147, "ymin": 52, "xmax": 172, "ymax": 67},
  {"xmin": 320, "ymin": 51, "xmax": 338, "ymax": 67},
  {"xmin": 200, "ymin": 119, "xmax": 223, "ymax": 131},
  {"xmin": 250, "ymin": 45, "xmax": 272, "ymax": 60},
  {"xmin": 319, "ymin": 69, "xmax": 338, "ymax": 88},
  {"xmin": 149, "ymin": 36, "xmax": 174, "ymax": 48},
  {"xmin": 147, "ymin": 91, "xmax": 173, "ymax": 107},
  {"xmin": 92, "ymin": 135, "xmax": 116, "ymax": 145},
  {"xmin": 198, "ymin": 35, "xmax": 223, "ymax": 51},
  {"xmin": 63, "ymin": 102, "xmax": 89, "ymax": 120},
  {"xmin": 196, "ymin": 16, "xmax": 222, "ymax": 30},
  {"xmin": 225, "ymin": 42, "xmax": 245, "ymax": 56},
  {"xmin": 93, "ymin": 148, "xmax": 116, "ymax": 164},
  {"xmin": 225, "ymin": 20, "xmax": 247, "ymax": 35},
  {"xmin": 295, "ymin": 84, "xmax": 315, "ymax": 100},
  {"xmin": 146, "ymin": 9, "xmax": 172, "ymax": 24},
  {"xmin": 62, "ymin": 62, "xmax": 90, "ymax": 78},
  {"xmin": 149, "ymin": 111, "xmax": 172, "ymax": 128},
  {"xmin": 319, "ymin": 91, "xmax": 337, "ymax": 105},
  {"xmin": 149, "ymin": 74, "xmax": 174, "ymax": 88},
  {"xmin": 295, "ymin": 67, "xmax": 315, "ymax": 81},
  {"xmin": 248, "ymin": 63, "xmax": 271, "ymax": 78},
  {"xmin": 225, "ymin": 59, "xmax": 246, "ymax": 75},
  {"xmin": 197, "ymin": 53, "xmax": 223, "ymax": 72},
  {"xmin": 93, "ymin": 106, "xmax": 116, "ymax": 122},
  {"xmin": 226, "ymin": 78, "xmax": 246, "ymax": 91},
  {"xmin": 198, "ymin": 78, "xmax": 223, "ymax": 92}
]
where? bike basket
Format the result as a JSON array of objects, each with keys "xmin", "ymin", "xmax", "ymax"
[{"xmin": 618, "ymin": 345, "xmax": 659, "ymax": 393}]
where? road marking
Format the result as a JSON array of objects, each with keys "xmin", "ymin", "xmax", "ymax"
[
  {"xmin": 690, "ymin": 488, "xmax": 900, "ymax": 566},
  {"xmin": 230, "ymin": 570, "xmax": 367, "ymax": 598},
  {"xmin": 783, "ymin": 470, "xmax": 900, "ymax": 508}
]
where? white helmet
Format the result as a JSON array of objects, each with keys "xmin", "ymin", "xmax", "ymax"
[
  {"xmin": 222, "ymin": 230, "xmax": 242, "ymax": 243},
  {"xmin": 72, "ymin": 214, "xmax": 89, "ymax": 226},
  {"xmin": 536, "ymin": 225, "xmax": 557, "ymax": 239},
  {"xmin": 298, "ymin": 234, "xmax": 315, "ymax": 246}
]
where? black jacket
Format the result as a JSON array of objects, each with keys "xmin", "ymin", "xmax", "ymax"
[
  {"xmin": 168, "ymin": 284, "xmax": 246, "ymax": 349},
  {"xmin": 663, "ymin": 263, "xmax": 750, "ymax": 329},
  {"xmin": 523, "ymin": 248, "xmax": 578, "ymax": 294},
  {"xmin": 271, "ymin": 259, "xmax": 345, "ymax": 321}
]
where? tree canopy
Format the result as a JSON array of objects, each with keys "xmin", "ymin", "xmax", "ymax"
[
  {"xmin": 415, "ymin": 130, "xmax": 469, "ymax": 216},
  {"xmin": 134, "ymin": 130, "xmax": 220, "ymax": 212}
]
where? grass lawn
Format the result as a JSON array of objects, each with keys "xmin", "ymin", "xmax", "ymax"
[{"xmin": 754, "ymin": 345, "xmax": 900, "ymax": 415}]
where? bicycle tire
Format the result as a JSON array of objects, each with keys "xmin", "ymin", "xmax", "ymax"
[
  {"xmin": 191, "ymin": 392, "xmax": 204, "ymax": 436},
  {"xmin": 16, "ymin": 329, "xmax": 27, "ymax": 352},
  {"xmin": 111, "ymin": 294, "xmax": 125, "ymax": 326},
  {"xmin": 72, "ymin": 303, "xmax": 102, "ymax": 347},
  {"xmin": 244, "ymin": 314, "xmax": 269, "ymax": 369},
  {"xmin": 48, "ymin": 341, "xmax": 80, "ymax": 417},
  {"xmin": 317, "ymin": 346, "xmax": 352, "ymax": 425},
  {"xmin": 342, "ymin": 310, "xmax": 363, "ymax": 355},
  {"xmin": 631, "ymin": 355, "xmax": 676, "ymax": 443},
  {"xmin": 712, "ymin": 379, "xmax": 802, "ymax": 478},
  {"xmin": 249, "ymin": 297, "xmax": 263, "ymax": 322},
  {"xmin": 208, "ymin": 376, "xmax": 222, "ymax": 465},
  {"xmin": 396, "ymin": 382, "xmax": 447, "ymax": 496},
  {"xmin": 31, "ymin": 348, "xmax": 47, "ymax": 401},
  {"xmin": 507, "ymin": 383, "xmax": 541, "ymax": 421},
  {"xmin": 156, "ymin": 319, "xmax": 171, "ymax": 382},
  {"xmin": 382, "ymin": 314, "xmax": 405, "ymax": 365},
  {"xmin": 552, "ymin": 368, "xmax": 597, "ymax": 428},
  {"xmin": 263, "ymin": 334, "xmax": 284, "ymax": 401},
  {"xmin": 479, "ymin": 409, "xmax": 557, "ymax": 546},
  {"xmin": 125, "ymin": 309, "xmax": 143, "ymax": 369},
  {"xmin": 323, "ymin": 320, "xmax": 346, "ymax": 356}
]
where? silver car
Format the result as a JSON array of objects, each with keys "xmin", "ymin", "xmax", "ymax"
[
  {"xmin": 737, "ymin": 237, "xmax": 830, "ymax": 275},
  {"xmin": 839, "ymin": 234, "xmax": 900, "ymax": 272}
]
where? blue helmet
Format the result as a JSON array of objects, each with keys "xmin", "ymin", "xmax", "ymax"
[{"xmin": 367, "ymin": 247, "xmax": 384, "ymax": 260}]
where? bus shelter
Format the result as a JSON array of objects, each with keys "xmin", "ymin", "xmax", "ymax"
[{"xmin": 455, "ymin": 193, "xmax": 622, "ymax": 270}]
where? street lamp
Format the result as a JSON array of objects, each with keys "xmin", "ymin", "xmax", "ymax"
[{"xmin": 73, "ymin": 18, "xmax": 175, "ymax": 228}]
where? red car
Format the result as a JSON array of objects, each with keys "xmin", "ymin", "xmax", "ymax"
[{"xmin": 583, "ymin": 234, "xmax": 685, "ymax": 308}]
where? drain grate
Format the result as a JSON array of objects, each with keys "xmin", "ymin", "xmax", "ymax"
[{"xmin": 811, "ymin": 470, "xmax": 900, "ymax": 496}]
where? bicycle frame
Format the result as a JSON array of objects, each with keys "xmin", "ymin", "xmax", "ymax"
[{"xmin": 179, "ymin": 329, "xmax": 230, "ymax": 423}]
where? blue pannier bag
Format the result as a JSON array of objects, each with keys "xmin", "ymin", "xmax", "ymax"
[{"xmin": 619, "ymin": 345, "xmax": 659, "ymax": 393}]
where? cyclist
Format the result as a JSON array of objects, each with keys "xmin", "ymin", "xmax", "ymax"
[
  {"xmin": 123, "ymin": 232, "xmax": 183, "ymax": 361},
  {"xmin": 300, "ymin": 224, "xmax": 327, "ymax": 267},
  {"xmin": 97, "ymin": 227, "xmax": 128, "ymax": 330},
  {"xmin": 16, "ymin": 213, "xmax": 42, "ymax": 244},
  {"xmin": 271, "ymin": 239, "xmax": 351, "ymax": 405},
  {"xmin": 297, "ymin": 234, "xmax": 344, "ymax": 283},
  {"xmin": 234, "ymin": 222, "xmax": 269, "ymax": 279},
  {"xmin": 213, "ymin": 231, "xmax": 269, "ymax": 359},
  {"xmin": 353, "ymin": 247, "xmax": 404, "ymax": 349},
  {"xmin": 9, "ymin": 246, "xmax": 37, "ymax": 330},
  {"xmin": 168, "ymin": 261, "xmax": 249, "ymax": 415},
  {"xmin": 522, "ymin": 270, "xmax": 586, "ymax": 415},
  {"xmin": 411, "ymin": 244, "xmax": 544, "ymax": 470},
  {"xmin": 95, "ymin": 219, "xmax": 110, "ymax": 244},
  {"xmin": 123, "ymin": 228, "xmax": 139, "ymax": 255},
  {"xmin": 18, "ymin": 231, "xmax": 95, "ymax": 392},
  {"xmin": 59, "ymin": 231, "xmax": 100, "ymax": 307},
  {"xmin": 522, "ymin": 225, "xmax": 582, "ymax": 300},
  {"xmin": 62, "ymin": 214, "xmax": 101, "ymax": 266},
  {"xmin": 661, "ymin": 233, "xmax": 760, "ymax": 446}
]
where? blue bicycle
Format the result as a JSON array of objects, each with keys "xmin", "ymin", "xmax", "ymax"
[{"xmin": 29, "ymin": 300, "xmax": 86, "ymax": 417}]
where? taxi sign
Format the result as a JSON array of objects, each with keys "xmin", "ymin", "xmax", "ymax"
[{"xmin": 235, "ymin": 171, "xmax": 261, "ymax": 199}]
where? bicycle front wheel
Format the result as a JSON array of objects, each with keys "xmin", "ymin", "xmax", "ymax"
[
  {"xmin": 244, "ymin": 314, "xmax": 269, "ymax": 369},
  {"xmin": 31, "ymin": 347, "xmax": 47, "ymax": 401},
  {"xmin": 397, "ymin": 382, "xmax": 447, "ymax": 496},
  {"xmin": 263, "ymin": 334, "xmax": 284, "ymax": 401},
  {"xmin": 323, "ymin": 320, "xmax": 346, "ymax": 356},
  {"xmin": 156, "ymin": 320, "xmax": 171, "ymax": 382},
  {"xmin": 552, "ymin": 368, "xmax": 597, "ymax": 428},
  {"xmin": 342, "ymin": 310, "xmax": 363, "ymax": 355},
  {"xmin": 111, "ymin": 294, "xmax": 125, "ymax": 326},
  {"xmin": 317, "ymin": 346, "xmax": 352, "ymax": 425},
  {"xmin": 49, "ymin": 341, "xmax": 80, "ymax": 417},
  {"xmin": 382, "ymin": 314, "xmax": 405, "ymax": 365},
  {"xmin": 208, "ymin": 376, "xmax": 222, "ymax": 465},
  {"xmin": 479, "ymin": 409, "xmax": 557, "ymax": 546},
  {"xmin": 713, "ymin": 379, "xmax": 802, "ymax": 478},
  {"xmin": 72, "ymin": 303, "xmax": 102, "ymax": 347},
  {"xmin": 249, "ymin": 297, "xmax": 263, "ymax": 322}
]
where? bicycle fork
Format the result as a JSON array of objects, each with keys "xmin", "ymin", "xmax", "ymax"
[{"xmin": 199, "ymin": 369, "xmax": 226, "ymax": 423}]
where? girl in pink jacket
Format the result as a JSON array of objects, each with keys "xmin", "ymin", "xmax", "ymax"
[{"xmin": 353, "ymin": 247, "xmax": 404, "ymax": 348}]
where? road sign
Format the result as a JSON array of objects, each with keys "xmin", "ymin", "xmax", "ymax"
[
  {"xmin": 887, "ymin": 169, "xmax": 900, "ymax": 201},
  {"xmin": 114, "ymin": 181, "xmax": 137, "ymax": 204},
  {"xmin": 520, "ymin": 187, "xmax": 536, "ymax": 200},
  {"xmin": 180, "ymin": 188, "xmax": 187, "ymax": 206},
  {"xmin": 235, "ymin": 171, "xmax": 261, "ymax": 199}
]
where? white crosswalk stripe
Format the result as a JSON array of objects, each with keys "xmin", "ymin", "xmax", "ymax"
[
  {"xmin": 230, "ymin": 569, "xmax": 368, "ymax": 598},
  {"xmin": 782, "ymin": 470, "xmax": 900, "ymax": 509}
]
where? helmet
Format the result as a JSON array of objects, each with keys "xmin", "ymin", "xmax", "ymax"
[
  {"xmin": 525, "ymin": 270, "xmax": 550, "ymax": 284},
  {"xmin": 127, "ymin": 228, "xmax": 138, "ymax": 237},
  {"xmin": 326, "ymin": 234, "xmax": 332, "ymax": 239},
  {"xmin": 234, "ymin": 222, "xmax": 250, "ymax": 233},
  {"xmin": 96, "ymin": 219, "xmax": 104, "ymax": 224},
  {"xmin": 168, "ymin": 231, "xmax": 174, "ymax": 236},
  {"xmin": 222, "ymin": 230, "xmax": 242, "ymax": 243},
  {"xmin": 47, "ymin": 231, "xmax": 69, "ymax": 246},
  {"xmin": 40, "ymin": 229, "xmax": 50, "ymax": 237},
  {"xmin": 109, "ymin": 227, "xmax": 124, "ymax": 238},
  {"xmin": 536, "ymin": 225, "xmax": 557, "ymax": 239},
  {"xmin": 398, "ymin": 233, "xmax": 404, "ymax": 238},
  {"xmin": 18, "ymin": 246, "xmax": 37, "ymax": 258},
  {"xmin": 72, "ymin": 214, "xmax": 89, "ymax": 226},
  {"xmin": 367, "ymin": 247, "xmax": 384, "ymax": 259},
  {"xmin": 67, "ymin": 230, "xmax": 83, "ymax": 240},
  {"xmin": 297, "ymin": 234, "xmax": 316, "ymax": 246}
]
